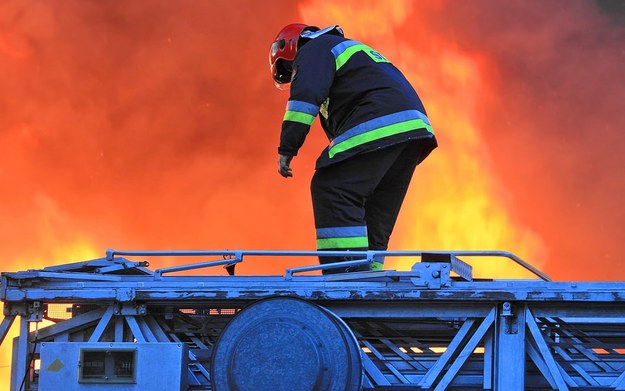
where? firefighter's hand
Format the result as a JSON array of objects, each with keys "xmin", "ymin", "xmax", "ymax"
[{"xmin": 278, "ymin": 154, "xmax": 293, "ymax": 178}]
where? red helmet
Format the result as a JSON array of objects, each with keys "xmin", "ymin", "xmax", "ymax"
[{"xmin": 269, "ymin": 23, "xmax": 308, "ymax": 89}]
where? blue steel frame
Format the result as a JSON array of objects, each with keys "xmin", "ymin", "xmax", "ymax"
[{"xmin": 1, "ymin": 249, "xmax": 624, "ymax": 390}]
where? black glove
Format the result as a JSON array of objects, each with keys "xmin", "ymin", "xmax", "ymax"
[{"xmin": 278, "ymin": 154, "xmax": 293, "ymax": 178}]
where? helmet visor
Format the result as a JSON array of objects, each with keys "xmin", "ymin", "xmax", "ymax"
[
  {"xmin": 270, "ymin": 39, "xmax": 286, "ymax": 58},
  {"xmin": 272, "ymin": 59, "xmax": 293, "ymax": 85}
]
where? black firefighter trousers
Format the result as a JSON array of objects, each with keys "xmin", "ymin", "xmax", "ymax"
[{"xmin": 311, "ymin": 138, "xmax": 434, "ymax": 274}]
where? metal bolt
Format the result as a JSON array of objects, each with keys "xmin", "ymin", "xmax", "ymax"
[{"xmin": 502, "ymin": 302, "xmax": 513, "ymax": 317}]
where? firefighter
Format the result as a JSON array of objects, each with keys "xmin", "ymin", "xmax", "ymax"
[{"xmin": 269, "ymin": 24, "xmax": 437, "ymax": 274}]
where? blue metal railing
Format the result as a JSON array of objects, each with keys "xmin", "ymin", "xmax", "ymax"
[{"xmin": 105, "ymin": 249, "xmax": 552, "ymax": 281}]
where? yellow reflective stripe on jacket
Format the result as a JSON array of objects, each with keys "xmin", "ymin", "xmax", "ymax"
[
  {"xmin": 331, "ymin": 40, "xmax": 390, "ymax": 70},
  {"xmin": 328, "ymin": 110, "xmax": 433, "ymax": 159},
  {"xmin": 283, "ymin": 100, "xmax": 319, "ymax": 125}
]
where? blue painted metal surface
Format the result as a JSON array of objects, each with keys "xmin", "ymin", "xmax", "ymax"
[
  {"xmin": 39, "ymin": 342, "xmax": 188, "ymax": 390},
  {"xmin": 0, "ymin": 249, "xmax": 624, "ymax": 390}
]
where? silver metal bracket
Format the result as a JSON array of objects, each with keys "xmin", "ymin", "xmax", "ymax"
[
  {"xmin": 410, "ymin": 262, "xmax": 450, "ymax": 289},
  {"xmin": 115, "ymin": 303, "xmax": 147, "ymax": 316},
  {"xmin": 409, "ymin": 253, "xmax": 474, "ymax": 288},
  {"xmin": 28, "ymin": 301, "xmax": 43, "ymax": 322},
  {"xmin": 3, "ymin": 301, "xmax": 43, "ymax": 322},
  {"xmin": 501, "ymin": 301, "xmax": 519, "ymax": 334},
  {"xmin": 422, "ymin": 252, "xmax": 473, "ymax": 281}
]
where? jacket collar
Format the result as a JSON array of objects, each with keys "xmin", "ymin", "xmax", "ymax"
[{"xmin": 300, "ymin": 25, "xmax": 344, "ymax": 40}]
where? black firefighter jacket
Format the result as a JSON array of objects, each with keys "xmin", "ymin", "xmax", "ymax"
[{"xmin": 279, "ymin": 27, "xmax": 437, "ymax": 169}]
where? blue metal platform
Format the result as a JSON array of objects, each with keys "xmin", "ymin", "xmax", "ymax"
[{"xmin": 1, "ymin": 250, "xmax": 625, "ymax": 390}]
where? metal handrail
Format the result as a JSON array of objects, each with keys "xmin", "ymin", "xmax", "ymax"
[{"xmin": 105, "ymin": 249, "xmax": 551, "ymax": 281}]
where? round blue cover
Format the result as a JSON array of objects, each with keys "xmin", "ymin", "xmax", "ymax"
[{"xmin": 211, "ymin": 297, "xmax": 363, "ymax": 391}]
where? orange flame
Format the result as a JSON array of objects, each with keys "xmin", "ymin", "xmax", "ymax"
[
  {"xmin": 300, "ymin": 0, "xmax": 545, "ymax": 278},
  {"xmin": 1, "ymin": 0, "xmax": 625, "ymax": 388}
]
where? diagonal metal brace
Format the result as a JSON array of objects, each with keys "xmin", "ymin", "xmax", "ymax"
[
  {"xmin": 525, "ymin": 308, "xmax": 570, "ymax": 391},
  {"xmin": 0, "ymin": 315, "xmax": 16, "ymax": 346}
]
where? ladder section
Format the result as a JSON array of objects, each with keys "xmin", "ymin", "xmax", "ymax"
[{"xmin": 1, "ymin": 249, "xmax": 624, "ymax": 390}]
